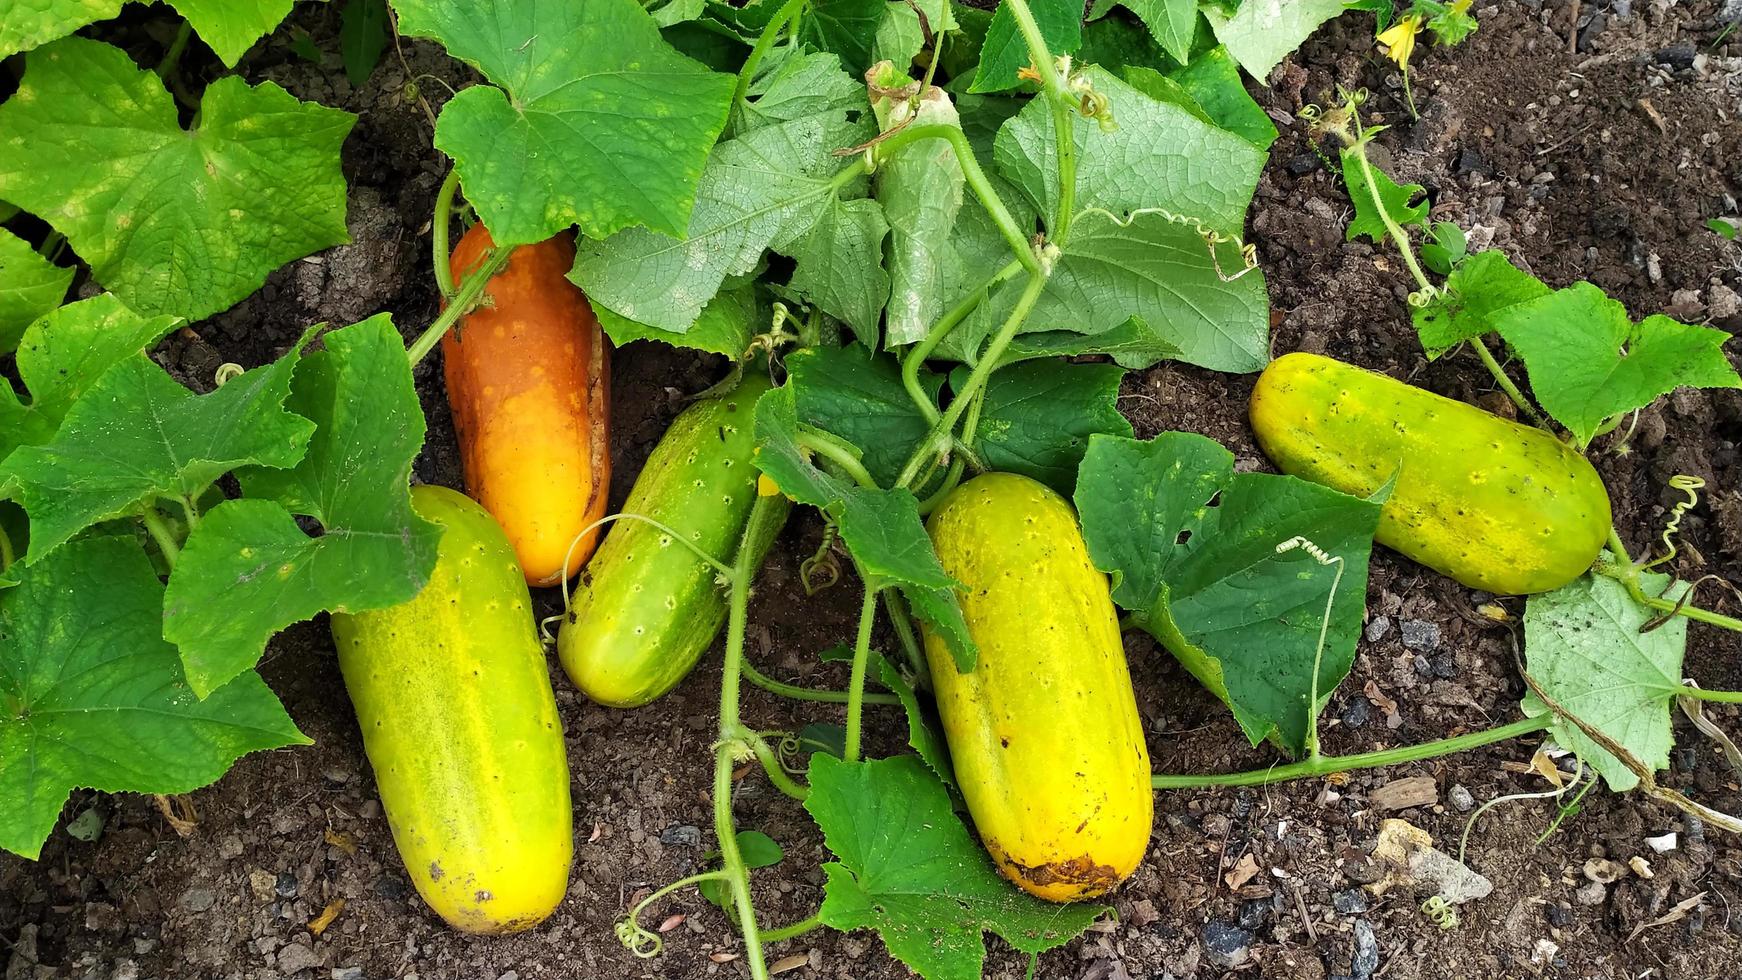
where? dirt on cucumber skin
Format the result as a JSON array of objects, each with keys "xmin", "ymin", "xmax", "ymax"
[{"xmin": 7, "ymin": 2, "xmax": 1742, "ymax": 979}]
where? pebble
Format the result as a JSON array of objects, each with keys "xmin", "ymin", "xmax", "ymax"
[
  {"xmin": 374, "ymin": 876, "xmax": 410, "ymax": 900},
  {"xmin": 1201, "ymin": 921, "xmax": 1253, "ymax": 970},
  {"xmin": 498, "ymin": 973, "xmax": 520, "ymax": 980},
  {"xmin": 660, "ymin": 824, "xmax": 702, "ymax": 847},
  {"xmin": 1449, "ymin": 784, "xmax": 1474, "ymax": 811},
  {"xmin": 1574, "ymin": 881, "xmax": 1608, "ymax": 906},
  {"xmin": 1341, "ymin": 696, "xmax": 1372, "ymax": 729},
  {"xmin": 276, "ymin": 872, "xmax": 299, "ymax": 899},
  {"xmin": 277, "ymin": 942, "xmax": 322, "ymax": 974},
  {"xmin": 1333, "ymin": 889, "xmax": 1369, "ymax": 914},
  {"xmin": 180, "ymin": 888, "xmax": 216, "ymax": 913},
  {"xmin": 1546, "ymin": 903, "xmax": 1573, "ymax": 927},
  {"xmin": 1656, "ymin": 40, "xmax": 1697, "ymax": 70},
  {"xmin": 332, "ymin": 969, "xmax": 365, "ymax": 980},
  {"xmin": 1400, "ymin": 619, "xmax": 1440, "ymax": 653},
  {"xmin": 1237, "ymin": 899, "xmax": 1270, "ymax": 931},
  {"xmin": 1352, "ymin": 920, "xmax": 1380, "ymax": 980},
  {"xmin": 1364, "ymin": 615, "xmax": 1392, "ymax": 643},
  {"xmin": 1286, "ymin": 153, "xmax": 1321, "ymax": 176}
]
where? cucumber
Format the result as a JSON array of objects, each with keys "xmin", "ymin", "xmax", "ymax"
[
  {"xmin": 921, "ymin": 473, "xmax": 1153, "ymax": 903},
  {"xmin": 331, "ymin": 485, "xmax": 571, "ymax": 934},
  {"xmin": 1249, "ymin": 351, "xmax": 1611, "ymax": 594},
  {"xmin": 558, "ymin": 374, "xmax": 790, "ymax": 708}
]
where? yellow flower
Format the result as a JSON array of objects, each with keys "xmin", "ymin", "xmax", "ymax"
[
  {"xmin": 757, "ymin": 472, "xmax": 783, "ymax": 498},
  {"xmin": 1449, "ymin": 0, "xmax": 1472, "ymax": 12},
  {"xmin": 1377, "ymin": 15, "xmax": 1423, "ymax": 70}
]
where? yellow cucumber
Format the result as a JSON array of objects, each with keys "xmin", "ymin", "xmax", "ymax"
[
  {"xmin": 331, "ymin": 485, "xmax": 572, "ymax": 934},
  {"xmin": 1249, "ymin": 351, "xmax": 1611, "ymax": 595},
  {"xmin": 921, "ymin": 473, "xmax": 1153, "ymax": 903},
  {"xmin": 558, "ymin": 374, "xmax": 788, "ymax": 708}
]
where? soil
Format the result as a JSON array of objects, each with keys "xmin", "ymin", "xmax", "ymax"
[{"xmin": 6, "ymin": 2, "xmax": 1742, "ymax": 979}]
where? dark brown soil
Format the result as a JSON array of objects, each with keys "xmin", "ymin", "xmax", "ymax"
[{"xmin": 6, "ymin": 2, "xmax": 1742, "ymax": 979}]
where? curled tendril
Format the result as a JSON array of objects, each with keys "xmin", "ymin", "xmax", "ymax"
[
  {"xmin": 800, "ymin": 522, "xmax": 841, "ymax": 595},
  {"xmin": 1407, "ymin": 286, "xmax": 1442, "ymax": 308},
  {"xmin": 1643, "ymin": 474, "xmax": 1705, "ymax": 570},
  {"xmin": 213, "ymin": 362, "xmax": 244, "ymax": 387},
  {"xmin": 1420, "ymin": 895, "xmax": 1459, "ymax": 930},
  {"xmin": 615, "ymin": 916, "xmax": 664, "ymax": 958}
]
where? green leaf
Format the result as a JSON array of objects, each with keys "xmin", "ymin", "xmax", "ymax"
[
  {"xmin": 1118, "ymin": 65, "xmax": 1221, "ymax": 130},
  {"xmin": 395, "ymin": 0, "xmax": 733, "ymax": 244},
  {"xmin": 1708, "ymin": 217, "xmax": 1739, "ymax": 241},
  {"xmin": 0, "ymin": 0, "xmax": 121, "ymax": 60},
  {"xmin": 0, "ymin": 295, "xmax": 180, "ymax": 466},
  {"xmin": 1090, "ymin": 0, "xmax": 1195, "ymax": 63},
  {"xmin": 872, "ymin": 0, "xmax": 958, "ymax": 71},
  {"xmin": 1521, "ymin": 570, "xmax": 1687, "ymax": 792},
  {"xmin": 1410, "ymin": 250, "xmax": 1550, "ymax": 359},
  {"xmin": 339, "ymin": 0, "xmax": 389, "ymax": 86},
  {"xmin": 1341, "ymin": 146, "xmax": 1428, "ymax": 243},
  {"xmin": 970, "ymin": 360, "xmax": 1133, "ymax": 494},
  {"xmin": 699, "ymin": 829, "xmax": 785, "ymax": 907},
  {"xmin": 0, "ymin": 228, "xmax": 73, "ymax": 353},
  {"xmin": 171, "ymin": 0, "xmax": 297, "ymax": 67},
  {"xmin": 571, "ymin": 51, "xmax": 873, "ymax": 333},
  {"xmin": 0, "ymin": 536, "xmax": 307, "ymax": 859},
  {"xmin": 1167, "ymin": 45, "xmax": 1278, "ymax": 149},
  {"xmin": 0, "ymin": 330, "xmax": 315, "ymax": 564},
  {"xmin": 1490, "ymin": 282, "xmax": 1742, "ymax": 447},
  {"xmin": 731, "ymin": 43, "xmax": 865, "ymax": 132},
  {"xmin": 647, "ymin": 0, "xmax": 707, "ymax": 27},
  {"xmin": 788, "ymin": 345, "xmax": 942, "ymax": 489},
  {"xmin": 1074, "ymin": 6, "xmax": 1170, "ymax": 72},
  {"xmin": 878, "ymin": 655, "xmax": 954, "ymax": 787},
  {"xmin": 989, "ymin": 321, "xmax": 1183, "ymax": 368},
  {"xmin": 163, "ymin": 315, "xmax": 441, "ymax": 699},
  {"xmin": 0, "ymin": 38, "xmax": 355, "ymax": 322},
  {"xmin": 797, "ymin": 0, "xmax": 890, "ymax": 74},
  {"xmin": 969, "ymin": 0, "xmax": 1083, "ymax": 94},
  {"xmin": 1075, "ymin": 432, "xmax": 1385, "ymax": 752},
  {"xmin": 753, "ymin": 385, "xmax": 976, "ymax": 669},
  {"xmin": 594, "ymin": 284, "xmax": 761, "ymax": 357},
  {"xmin": 996, "ymin": 66, "xmax": 1265, "ymax": 235},
  {"xmin": 806, "ymin": 754, "xmax": 1105, "ymax": 980},
  {"xmin": 871, "ymin": 72, "xmax": 967, "ymax": 348},
  {"xmin": 962, "ymin": 208, "xmax": 1270, "ymax": 373},
  {"xmin": 790, "ymin": 196, "xmax": 890, "ymax": 348},
  {"xmin": 1205, "ymin": 0, "xmax": 1345, "ymax": 78}
]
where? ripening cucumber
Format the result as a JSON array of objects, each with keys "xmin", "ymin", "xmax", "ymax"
[
  {"xmin": 1249, "ymin": 352, "xmax": 1611, "ymax": 595},
  {"xmin": 331, "ymin": 485, "xmax": 572, "ymax": 934},
  {"xmin": 557, "ymin": 374, "xmax": 790, "ymax": 708},
  {"xmin": 921, "ymin": 473, "xmax": 1153, "ymax": 903}
]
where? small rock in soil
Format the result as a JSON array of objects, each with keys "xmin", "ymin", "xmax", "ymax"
[
  {"xmin": 660, "ymin": 824, "xmax": 702, "ymax": 847},
  {"xmin": 250, "ymin": 869, "xmax": 277, "ymax": 902},
  {"xmin": 1430, "ymin": 651, "xmax": 1457, "ymax": 678},
  {"xmin": 1352, "ymin": 920, "xmax": 1380, "ymax": 980},
  {"xmin": 1333, "ymin": 889, "xmax": 1369, "ymax": 914},
  {"xmin": 332, "ymin": 969, "xmax": 365, "ymax": 980},
  {"xmin": 1449, "ymin": 785, "xmax": 1475, "ymax": 811},
  {"xmin": 276, "ymin": 872, "xmax": 300, "ymax": 899},
  {"xmin": 1286, "ymin": 153, "xmax": 1321, "ymax": 176},
  {"xmin": 277, "ymin": 942, "xmax": 322, "ymax": 974},
  {"xmin": 1364, "ymin": 615, "xmax": 1392, "ymax": 643},
  {"xmin": 1655, "ymin": 40, "xmax": 1697, "ymax": 69},
  {"xmin": 1238, "ymin": 899, "xmax": 1270, "ymax": 931},
  {"xmin": 1575, "ymin": 881, "xmax": 1608, "ymax": 906},
  {"xmin": 1342, "ymin": 696, "xmax": 1372, "ymax": 729},
  {"xmin": 1201, "ymin": 921, "xmax": 1253, "ymax": 970},
  {"xmin": 374, "ymin": 876, "xmax": 409, "ymax": 900},
  {"xmin": 1546, "ymin": 903, "xmax": 1573, "ymax": 927},
  {"xmin": 180, "ymin": 888, "xmax": 216, "ymax": 913},
  {"xmin": 1455, "ymin": 147, "xmax": 1494, "ymax": 176},
  {"xmin": 1400, "ymin": 619, "xmax": 1440, "ymax": 652}
]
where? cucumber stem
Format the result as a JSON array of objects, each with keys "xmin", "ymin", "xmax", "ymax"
[
  {"xmin": 712, "ymin": 493, "xmax": 788, "ymax": 980},
  {"xmin": 141, "ymin": 506, "xmax": 181, "ymax": 569},
  {"xmin": 843, "ymin": 581, "xmax": 881, "ymax": 763},
  {"xmin": 1468, "ymin": 337, "xmax": 1552, "ymax": 430},
  {"xmin": 432, "ymin": 167, "xmax": 460, "ymax": 301},
  {"xmin": 900, "ymin": 259, "xmax": 1023, "ymax": 424},
  {"xmin": 881, "ymin": 590, "xmax": 929, "ymax": 684},
  {"xmin": 1001, "ymin": 0, "xmax": 1076, "ymax": 243},
  {"xmin": 1152, "ymin": 715, "xmax": 1550, "ymax": 789},
  {"xmin": 406, "ymin": 245, "xmax": 513, "ymax": 365},
  {"xmin": 155, "ymin": 22, "xmax": 193, "ymax": 79},
  {"xmin": 741, "ymin": 657, "xmax": 901, "ymax": 706},
  {"xmin": 1594, "ymin": 534, "xmax": 1742, "ymax": 633},
  {"xmin": 733, "ymin": 0, "xmax": 807, "ymax": 113},
  {"xmin": 876, "ymin": 125, "xmax": 1040, "ymax": 277},
  {"xmin": 1682, "ymin": 686, "xmax": 1742, "ymax": 704},
  {"xmin": 741, "ymin": 730, "xmax": 810, "ymax": 801},
  {"xmin": 761, "ymin": 913, "xmax": 825, "ymax": 944}
]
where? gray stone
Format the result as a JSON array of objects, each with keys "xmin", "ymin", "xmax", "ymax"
[
  {"xmin": 1400, "ymin": 620, "xmax": 1440, "ymax": 652},
  {"xmin": 1574, "ymin": 881, "xmax": 1607, "ymax": 906},
  {"xmin": 660, "ymin": 825, "xmax": 702, "ymax": 847},
  {"xmin": 1332, "ymin": 889, "xmax": 1369, "ymax": 914},
  {"xmin": 275, "ymin": 872, "xmax": 299, "ymax": 899},
  {"xmin": 1364, "ymin": 615, "xmax": 1392, "ymax": 643},
  {"xmin": 276, "ymin": 943, "xmax": 322, "ymax": 975},
  {"xmin": 332, "ymin": 969, "xmax": 366, "ymax": 980},
  {"xmin": 1449, "ymin": 784, "xmax": 1475, "ymax": 812},
  {"xmin": 1201, "ymin": 921, "xmax": 1252, "ymax": 970},
  {"xmin": 1352, "ymin": 920, "xmax": 1380, "ymax": 980},
  {"xmin": 180, "ymin": 888, "xmax": 216, "ymax": 913}
]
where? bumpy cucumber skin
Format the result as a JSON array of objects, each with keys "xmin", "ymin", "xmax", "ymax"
[
  {"xmin": 445, "ymin": 223, "xmax": 610, "ymax": 587},
  {"xmin": 921, "ymin": 473, "xmax": 1153, "ymax": 903},
  {"xmin": 558, "ymin": 375, "xmax": 790, "ymax": 708},
  {"xmin": 331, "ymin": 486, "xmax": 572, "ymax": 934},
  {"xmin": 1250, "ymin": 352, "xmax": 1611, "ymax": 595}
]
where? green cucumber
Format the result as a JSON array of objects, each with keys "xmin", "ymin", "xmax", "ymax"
[
  {"xmin": 558, "ymin": 375, "xmax": 790, "ymax": 707},
  {"xmin": 1250, "ymin": 352, "xmax": 1611, "ymax": 595}
]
